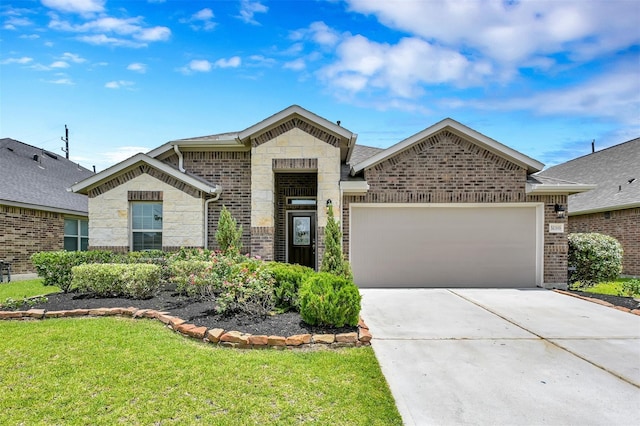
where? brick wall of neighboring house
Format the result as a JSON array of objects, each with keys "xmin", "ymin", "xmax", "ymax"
[
  {"xmin": 0, "ymin": 205, "xmax": 65, "ymax": 274},
  {"xmin": 342, "ymin": 130, "xmax": 569, "ymax": 287},
  {"xmin": 164, "ymin": 151, "xmax": 252, "ymax": 252},
  {"xmin": 568, "ymin": 208, "xmax": 640, "ymax": 276}
]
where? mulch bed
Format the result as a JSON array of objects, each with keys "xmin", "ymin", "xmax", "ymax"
[
  {"xmin": 565, "ymin": 289, "xmax": 640, "ymax": 311},
  {"xmin": 3, "ymin": 284, "xmax": 357, "ymax": 337}
]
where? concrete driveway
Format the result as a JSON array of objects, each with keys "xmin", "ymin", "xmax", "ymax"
[{"xmin": 360, "ymin": 288, "xmax": 640, "ymax": 425}]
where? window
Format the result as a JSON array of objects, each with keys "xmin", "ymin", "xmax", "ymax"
[
  {"xmin": 286, "ymin": 197, "xmax": 317, "ymax": 206},
  {"xmin": 131, "ymin": 202, "xmax": 163, "ymax": 251},
  {"xmin": 64, "ymin": 218, "xmax": 88, "ymax": 251}
]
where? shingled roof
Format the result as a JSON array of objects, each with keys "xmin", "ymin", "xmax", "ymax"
[
  {"xmin": 537, "ymin": 137, "xmax": 640, "ymax": 214},
  {"xmin": 0, "ymin": 138, "xmax": 94, "ymax": 215}
]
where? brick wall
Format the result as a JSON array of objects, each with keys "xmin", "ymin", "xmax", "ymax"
[
  {"xmin": 251, "ymin": 226, "xmax": 274, "ymax": 260},
  {"xmin": 342, "ymin": 130, "xmax": 569, "ymax": 287},
  {"xmin": 0, "ymin": 205, "xmax": 65, "ymax": 274},
  {"xmin": 569, "ymin": 208, "xmax": 640, "ymax": 276},
  {"xmin": 165, "ymin": 151, "xmax": 252, "ymax": 252}
]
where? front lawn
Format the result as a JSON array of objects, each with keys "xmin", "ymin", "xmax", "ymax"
[
  {"xmin": 574, "ymin": 277, "xmax": 639, "ymax": 297},
  {"xmin": 0, "ymin": 278, "xmax": 60, "ymax": 301},
  {"xmin": 0, "ymin": 317, "xmax": 402, "ymax": 425}
]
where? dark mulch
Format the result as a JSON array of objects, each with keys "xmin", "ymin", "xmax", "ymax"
[
  {"xmin": 567, "ymin": 290, "xmax": 640, "ymax": 311},
  {"xmin": 5, "ymin": 284, "xmax": 357, "ymax": 337}
]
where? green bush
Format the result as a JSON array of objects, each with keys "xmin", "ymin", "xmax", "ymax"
[
  {"xmin": 568, "ymin": 233, "xmax": 623, "ymax": 287},
  {"xmin": 215, "ymin": 259, "xmax": 275, "ymax": 316},
  {"xmin": 299, "ymin": 272, "xmax": 361, "ymax": 327},
  {"xmin": 31, "ymin": 250, "xmax": 115, "ymax": 292},
  {"xmin": 619, "ymin": 279, "xmax": 640, "ymax": 298},
  {"xmin": 71, "ymin": 263, "xmax": 162, "ymax": 299},
  {"xmin": 265, "ymin": 262, "xmax": 314, "ymax": 311},
  {"xmin": 215, "ymin": 205, "xmax": 243, "ymax": 256},
  {"xmin": 167, "ymin": 247, "xmax": 216, "ymax": 263},
  {"xmin": 169, "ymin": 260, "xmax": 218, "ymax": 299}
]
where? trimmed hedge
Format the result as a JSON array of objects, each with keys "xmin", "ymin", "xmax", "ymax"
[
  {"xmin": 71, "ymin": 263, "xmax": 162, "ymax": 299},
  {"xmin": 265, "ymin": 262, "xmax": 314, "ymax": 311},
  {"xmin": 568, "ymin": 233, "xmax": 623, "ymax": 287},
  {"xmin": 299, "ymin": 272, "xmax": 361, "ymax": 327}
]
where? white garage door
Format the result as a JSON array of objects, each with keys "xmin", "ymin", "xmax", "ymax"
[{"xmin": 350, "ymin": 204, "xmax": 542, "ymax": 288}]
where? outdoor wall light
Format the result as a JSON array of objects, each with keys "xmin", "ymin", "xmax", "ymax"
[
  {"xmin": 326, "ymin": 199, "xmax": 332, "ymax": 207},
  {"xmin": 554, "ymin": 204, "xmax": 566, "ymax": 219}
]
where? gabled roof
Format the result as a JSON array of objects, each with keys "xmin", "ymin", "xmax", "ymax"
[
  {"xmin": 351, "ymin": 118, "xmax": 544, "ymax": 175},
  {"xmin": 0, "ymin": 138, "xmax": 94, "ymax": 215},
  {"xmin": 148, "ymin": 105, "xmax": 358, "ymax": 161},
  {"xmin": 526, "ymin": 175, "xmax": 596, "ymax": 195},
  {"xmin": 71, "ymin": 153, "xmax": 221, "ymax": 196},
  {"xmin": 537, "ymin": 137, "xmax": 640, "ymax": 214}
]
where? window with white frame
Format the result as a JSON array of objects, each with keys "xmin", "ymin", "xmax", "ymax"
[
  {"xmin": 131, "ymin": 202, "xmax": 163, "ymax": 251},
  {"xmin": 64, "ymin": 218, "xmax": 89, "ymax": 251}
]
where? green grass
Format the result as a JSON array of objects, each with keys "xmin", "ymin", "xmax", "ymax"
[
  {"xmin": 0, "ymin": 317, "xmax": 402, "ymax": 425},
  {"xmin": 0, "ymin": 278, "xmax": 60, "ymax": 301},
  {"xmin": 573, "ymin": 277, "xmax": 638, "ymax": 297}
]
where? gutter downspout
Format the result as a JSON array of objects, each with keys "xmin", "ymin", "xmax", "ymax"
[
  {"xmin": 173, "ymin": 144, "xmax": 186, "ymax": 173},
  {"xmin": 204, "ymin": 185, "xmax": 222, "ymax": 249}
]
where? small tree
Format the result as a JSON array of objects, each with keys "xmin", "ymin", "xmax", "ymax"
[
  {"xmin": 320, "ymin": 204, "xmax": 353, "ymax": 280},
  {"xmin": 215, "ymin": 205, "xmax": 243, "ymax": 256},
  {"xmin": 568, "ymin": 233, "xmax": 623, "ymax": 287}
]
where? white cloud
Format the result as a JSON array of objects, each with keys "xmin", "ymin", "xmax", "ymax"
[
  {"xmin": 237, "ymin": 0, "xmax": 268, "ymax": 25},
  {"xmin": 77, "ymin": 34, "xmax": 145, "ymax": 48},
  {"xmin": 283, "ymin": 58, "xmax": 305, "ymax": 71},
  {"xmin": 127, "ymin": 62, "xmax": 147, "ymax": 73},
  {"xmin": 187, "ymin": 59, "xmax": 212, "ymax": 72},
  {"xmin": 50, "ymin": 60, "xmax": 70, "ymax": 68},
  {"xmin": 345, "ymin": 0, "xmax": 640, "ymax": 66},
  {"xmin": 214, "ymin": 56, "xmax": 241, "ymax": 68},
  {"xmin": 1, "ymin": 56, "xmax": 33, "ymax": 64},
  {"xmin": 60, "ymin": 52, "xmax": 85, "ymax": 63},
  {"xmin": 42, "ymin": 0, "xmax": 105, "ymax": 14},
  {"xmin": 135, "ymin": 26, "xmax": 170, "ymax": 42},
  {"xmin": 3, "ymin": 16, "xmax": 33, "ymax": 29},
  {"xmin": 105, "ymin": 80, "xmax": 134, "ymax": 89},
  {"xmin": 308, "ymin": 21, "xmax": 340, "ymax": 47},
  {"xmin": 20, "ymin": 34, "xmax": 41, "ymax": 39},
  {"xmin": 248, "ymin": 55, "xmax": 276, "ymax": 67},
  {"xmin": 103, "ymin": 146, "xmax": 150, "ymax": 164},
  {"xmin": 182, "ymin": 8, "xmax": 216, "ymax": 31},
  {"xmin": 47, "ymin": 77, "xmax": 74, "ymax": 85}
]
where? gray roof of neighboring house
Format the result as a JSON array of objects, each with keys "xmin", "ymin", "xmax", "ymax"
[
  {"xmin": 0, "ymin": 138, "xmax": 95, "ymax": 215},
  {"xmin": 536, "ymin": 137, "xmax": 640, "ymax": 214}
]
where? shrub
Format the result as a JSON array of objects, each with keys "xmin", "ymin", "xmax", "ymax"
[
  {"xmin": 299, "ymin": 272, "xmax": 361, "ymax": 327},
  {"xmin": 169, "ymin": 260, "xmax": 218, "ymax": 299},
  {"xmin": 568, "ymin": 233, "xmax": 623, "ymax": 287},
  {"xmin": 619, "ymin": 279, "xmax": 640, "ymax": 298},
  {"xmin": 215, "ymin": 205, "xmax": 243, "ymax": 256},
  {"xmin": 31, "ymin": 250, "xmax": 116, "ymax": 292},
  {"xmin": 215, "ymin": 260, "xmax": 276, "ymax": 316},
  {"xmin": 167, "ymin": 247, "xmax": 216, "ymax": 263},
  {"xmin": 320, "ymin": 204, "xmax": 353, "ymax": 280},
  {"xmin": 71, "ymin": 263, "xmax": 162, "ymax": 299},
  {"xmin": 265, "ymin": 262, "xmax": 314, "ymax": 311}
]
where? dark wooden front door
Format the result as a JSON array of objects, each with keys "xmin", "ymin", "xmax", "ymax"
[{"xmin": 288, "ymin": 212, "xmax": 316, "ymax": 269}]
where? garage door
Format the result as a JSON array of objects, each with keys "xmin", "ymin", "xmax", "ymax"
[{"xmin": 350, "ymin": 204, "xmax": 542, "ymax": 288}]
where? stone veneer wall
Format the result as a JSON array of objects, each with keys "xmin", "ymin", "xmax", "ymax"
[
  {"xmin": 88, "ymin": 173, "xmax": 204, "ymax": 250},
  {"xmin": 250, "ymin": 125, "xmax": 341, "ymax": 260},
  {"xmin": 164, "ymin": 151, "xmax": 252, "ymax": 252},
  {"xmin": 0, "ymin": 205, "xmax": 66, "ymax": 273},
  {"xmin": 569, "ymin": 208, "xmax": 640, "ymax": 276},
  {"xmin": 342, "ymin": 131, "xmax": 570, "ymax": 287}
]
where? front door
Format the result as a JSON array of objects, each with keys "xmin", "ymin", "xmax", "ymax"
[{"xmin": 287, "ymin": 212, "xmax": 316, "ymax": 269}]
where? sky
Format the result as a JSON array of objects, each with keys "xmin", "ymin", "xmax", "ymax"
[{"xmin": 1, "ymin": 0, "xmax": 639, "ymax": 172}]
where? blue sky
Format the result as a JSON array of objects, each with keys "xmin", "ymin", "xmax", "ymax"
[{"xmin": 1, "ymin": 0, "xmax": 639, "ymax": 172}]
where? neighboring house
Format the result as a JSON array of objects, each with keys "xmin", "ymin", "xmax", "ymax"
[
  {"xmin": 537, "ymin": 138, "xmax": 639, "ymax": 276},
  {"xmin": 71, "ymin": 105, "xmax": 593, "ymax": 288},
  {"xmin": 0, "ymin": 138, "xmax": 95, "ymax": 273}
]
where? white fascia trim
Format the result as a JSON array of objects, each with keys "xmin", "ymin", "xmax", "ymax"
[
  {"xmin": 147, "ymin": 137, "xmax": 245, "ymax": 159},
  {"xmin": 237, "ymin": 105, "xmax": 354, "ymax": 141},
  {"xmin": 526, "ymin": 183, "xmax": 597, "ymax": 195},
  {"xmin": 339, "ymin": 180, "xmax": 369, "ymax": 194},
  {"xmin": 70, "ymin": 153, "xmax": 221, "ymax": 195},
  {"xmin": 569, "ymin": 202, "xmax": 640, "ymax": 216},
  {"xmin": 0, "ymin": 199, "xmax": 88, "ymax": 216},
  {"xmin": 351, "ymin": 118, "xmax": 544, "ymax": 175}
]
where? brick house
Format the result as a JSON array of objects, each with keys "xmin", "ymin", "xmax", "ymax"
[
  {"xmin": 71, "ymin": 105, "xmax": 592, "ymax": 288},
  {"xmin": 537, "ymin": 137, "xmax": 639, "ymax": 276},
  {"xmin": 0, "ymin": 138, "xmax": 94, "ymax": 274}
]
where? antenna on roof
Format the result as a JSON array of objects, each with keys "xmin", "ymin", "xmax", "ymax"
[
  {"xmin": 61, "ymin": 125, "xmax": 69, "ymax": 159},
  {"xmin": 591, "ymin": 139, "xmax": 595, "ymax": 153}
]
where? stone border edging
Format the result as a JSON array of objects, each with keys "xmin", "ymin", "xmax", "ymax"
[
  {"xmin": 0, "ymin": 307, "xmax": 372, "ymax": 349},
  {"xmin": 554, "ymin": 290, "xmax": 640, "ymax": 316}
]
